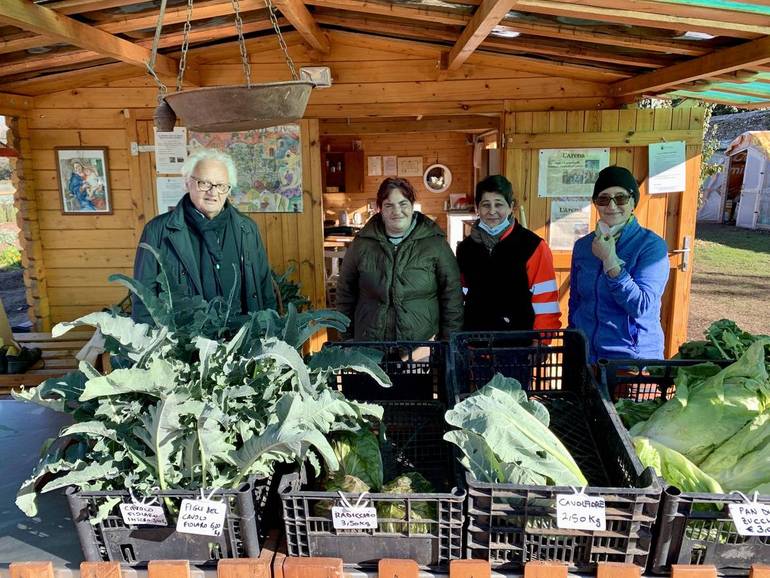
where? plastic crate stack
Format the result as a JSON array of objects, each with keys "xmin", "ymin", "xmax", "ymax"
[
  {"xmin": 449, "ymin": 330, "xmax": 662, "ymax": 573},
  {"xmin": 600, "ymin": 357, "xmax": 770, "ymax": 575},
  {"xmin": 279, "ymin": 341, "xmax": 465, "ymax": 570}
]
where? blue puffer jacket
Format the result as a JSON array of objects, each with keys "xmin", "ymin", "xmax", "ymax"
[{"xmin": 568, "ymin": 218, "xmax": 670, "ymax": 362}]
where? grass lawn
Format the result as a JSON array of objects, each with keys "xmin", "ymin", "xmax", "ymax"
[{"xmin": 688, "ymin": 223, "xmax": 770, "ymax": 339}]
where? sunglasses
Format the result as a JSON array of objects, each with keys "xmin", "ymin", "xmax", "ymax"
[{"xmin": 594, "ymin": 194, "xmax": 632, "ymax": 207}]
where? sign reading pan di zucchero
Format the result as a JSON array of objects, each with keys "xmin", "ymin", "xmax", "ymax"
[{"xmin": 538, "ymin": 148, "xmax": 610, "ymax": 198}]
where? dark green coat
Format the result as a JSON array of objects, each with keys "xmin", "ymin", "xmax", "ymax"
[
  {"xmin": 336, "ymin": 212, "xmax": 463, "ymax": 341},
  {"xmin": 131, "ymin": 196, "xmax": 276, "ymax": 324}
]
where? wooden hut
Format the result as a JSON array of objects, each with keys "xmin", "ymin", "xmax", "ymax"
[{"xmin": 2, "ymin": 0, "xmax": 770, "ymax": 355}]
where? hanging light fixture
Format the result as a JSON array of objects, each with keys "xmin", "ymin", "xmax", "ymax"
[{"xmin": 147, "ymin": 0, "xmax": 314, "ymax": 133}]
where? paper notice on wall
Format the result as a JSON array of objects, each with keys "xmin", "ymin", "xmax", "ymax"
[
  {"xmin": 549, "ymin": 197, "xmax": 592, "ymax": 251},
  {"xmin": 649, "ymin": 141, "xmax": 686, "ymax": 194},
  {"xmin": 154, "ymin": 127, "xmax": 187, "ymax": 174},
  {"xmin": 156, "ymin": 176, "xmax": 186, "ymax": 214},
  {"xmin": 383, "ymin": 155, "xmax": 397, "ymax": 176},
  {"xmin": 538, "ymin": 148, "xmax": 610, "ymax": 197},
  {"xmin": 367, "ymin": 156, "xmax": 382, "ymax": 176}
]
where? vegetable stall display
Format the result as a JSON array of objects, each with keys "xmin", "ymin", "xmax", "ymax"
[
  {"xmin": 13, "ymin": 247, "xmax": 391, "ymax": 565},
  {"xmin": 605, "ymin": 324, "xmax": 770, "ymax": 574}
]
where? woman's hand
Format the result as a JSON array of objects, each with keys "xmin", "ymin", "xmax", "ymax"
[{"xmin": 592, "ymin": 232, "xmax": 622, "ymax": 277}]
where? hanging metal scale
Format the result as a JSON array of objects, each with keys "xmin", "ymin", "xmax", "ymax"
[{"xmin": 149, "ymin": 0, "xmax": 313, "ymax": 132}]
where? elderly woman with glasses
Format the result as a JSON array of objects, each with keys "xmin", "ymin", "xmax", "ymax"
[
  {"xmin": 568, "ymin": 166, "xmax": 670, "ymax": 362},
  {"xmin": 131, "ymin": 148, "xmax": 276, "ymax": 324}
]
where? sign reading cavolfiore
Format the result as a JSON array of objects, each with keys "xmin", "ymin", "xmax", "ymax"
[
  {"xmin": 556, "ymin": 493, "xmax": 606, "ymax": 531},
  {"xmin": 119, "ymin": 503, "xmax": 167, "ymax": 526}
]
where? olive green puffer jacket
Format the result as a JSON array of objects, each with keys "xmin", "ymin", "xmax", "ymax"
[{"xmin": 336, "ymin": 212, "xmax": 463, "ymax": 341}]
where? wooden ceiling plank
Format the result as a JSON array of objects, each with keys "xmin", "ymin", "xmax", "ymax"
[
  {"xmin": 3, "ymin": 62, "xmax": 144, "ymax": 95},
  {"xmin": 44, "ymin": 0, "xmax": 146, "ymax": 15},
  {"xmin": 325, "ymin": 27, "xmax": 631, "ymax": 80},
  {"xmin": 570, "ymin": 0, "xmax": 770, "ymax": 30},
  {"xmin": 272, "ymin": 0, "xmax": 330, "ymax": 52},
  {"xmin": 304, "ymin": 0, "xmax": 469, "ymax": 26},
  {"xmin": 0, "ymin": 92, "xmax": 33, "ymax": 109},
  {"xmin": 446, "ymin": 0, "xmax": 517, "ymax": 70},
  {"xmin": 0, "ymin": 0, "xmax": 180, "ymax": 77},
  {"xmin": 514, "ymin": 0, "xmax": 764, "ymax": 38},
  {"xmin": 611, "ymin": 35, "xmax": 770, "ymax": 95},
  {"xmin": 496, "ymin": 19, "xmax": 707, "ymax": 56}
]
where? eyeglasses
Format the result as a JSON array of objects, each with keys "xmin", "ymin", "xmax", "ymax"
[
  {"xmin": 594, "ymin": 194, "xmax": 632, "ymax": 207},
  {"xmin": 190, "ymin": 176, "xmax": 231, "ymax": 195}
]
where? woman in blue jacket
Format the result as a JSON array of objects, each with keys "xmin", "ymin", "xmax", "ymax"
[{"xmin": 568, "ymin": 166, "xmax": 669, "ymax": 362}]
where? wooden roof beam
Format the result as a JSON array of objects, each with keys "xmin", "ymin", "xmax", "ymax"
[
  {"xmin": 0, "ymin": 0, "xmax": 269, "ymax": 56},
  {"xmin": 272, "ymin": 0, "xmax": 330, "ymax": 53},
  {"xmin": 0, "ymin": 0, "xmax": 181, "ymax": 79},
  {"xmin": 513, "ymin": 0, "xmax": 767, "ymax": 39},
  {"xmin": 611, "ymin": 35, "xmax": 770, "ymax": 96},
  {"xmin": 446, "ymin": 0, "xmax": 517, "ymax": 70}
]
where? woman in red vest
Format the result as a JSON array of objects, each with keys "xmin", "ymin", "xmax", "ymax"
[{"xmin": 457, "ymin": 175, "xmax": 561, "ymax": 332}]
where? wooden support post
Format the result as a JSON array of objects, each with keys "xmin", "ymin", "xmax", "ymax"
[
  {"xmin": 378, "ymin": 559, "xmax": 419, "ymax": 578},
  {"xmin": 450, "ymin": 559, "xmax": 491, "ymax": 578},
  {"xmin": 523, "ymin": 561, "xmax": 569, "ymax": 578},
  {"xmin": 282, "ymin": 557, "xmax": 344, "ymax": 578},
  {"xmin": 218, "ymin": 559, "xmax": 271, "ymax": 578},
  {"xmin": 9, "ymin": 562, "xmax": 54, "ymax": 578},
  {"xmin": 671, "ymin": 566, "xmax": 718, "ymax": 578},
  {"xmin": 81, "ymin": 562, "xmax": 122, "ymax": 578},
  {"xmin": 147, "ymin": 560, "xmax": 191, "ymax": 578},
  {"xmin": 596, "ymin": 562, "xmax": 642, "ymax": 578}
]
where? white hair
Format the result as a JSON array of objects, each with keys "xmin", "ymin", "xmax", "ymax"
[{"xmin": 182, "ymin": 148, "xmax": 238, "ymax": 186}]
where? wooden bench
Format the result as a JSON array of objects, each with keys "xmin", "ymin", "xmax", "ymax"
[{"xmin": 0, "ymin": 330, "xmax": 94, "ymax": 395}]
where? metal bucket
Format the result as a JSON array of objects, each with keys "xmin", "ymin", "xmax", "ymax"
[{"xmin": 164, "ymin": 81, "xmax": 314, "ymax": 132}]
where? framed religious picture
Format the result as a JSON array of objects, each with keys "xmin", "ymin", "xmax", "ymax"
[{"xmin": 55, "ymin": 147, "xmax": 112, "ymax": 214}]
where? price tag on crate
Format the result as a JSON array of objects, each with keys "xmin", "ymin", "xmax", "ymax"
[
  {"xmin": 556, "ymin": 493, "xmax": 606, "ymax": 531},
  {"xmin": 119, "ymin": 503, "xmax": 167, "ymax": 526},
  {"xmin": 331, "ymin": 506, "xmax": 378, "ymax": 529},
  {"xmin": 176, "ymin": 498, "xmax": 227, "ymax": 536},
  {"xmin": 728, "ymin": 502, "xmax": 770, "ymax": 536}
]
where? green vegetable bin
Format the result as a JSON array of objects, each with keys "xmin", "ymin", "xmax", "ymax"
[
  {"xmin": 450, "ymin": 330, "xmax": 662, "ymax": 572},
  {"xmin": 600, "ymin": 357, "xmax": 770, "ymax": 575}
]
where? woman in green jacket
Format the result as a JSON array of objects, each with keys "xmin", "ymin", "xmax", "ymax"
[{"xmin": 336, "ymin": 177, "xmax": 463, "ymax": 341}]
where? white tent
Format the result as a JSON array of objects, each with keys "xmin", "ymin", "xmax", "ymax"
[
  {"xmin": 697, "ymin": 152, "xmax": 728, "ymax": 223},
  {"xmin": 725, "ymin": 131, "xmax": 770, "ymax": 230}
]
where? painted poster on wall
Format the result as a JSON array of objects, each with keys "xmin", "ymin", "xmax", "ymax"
[
  {"xmin": 549, "ymin": 197, "xmax": 592, "ymax": 251},
  {"xmin": 537, "ymin": 148, "xmax": 610, "ymax": 197},
  {"xmin": 188, "ymin": 125, "xmax": 303, "ymax": 213}
]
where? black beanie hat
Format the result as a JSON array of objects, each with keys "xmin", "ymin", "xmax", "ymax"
[{"xmin": 592, "ymin": 166, "xmax": 640, "ymax": 205}]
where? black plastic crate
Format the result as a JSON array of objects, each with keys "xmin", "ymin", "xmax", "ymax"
[
  {"xmin": 449, "ymin": 331, "xmax": 660, "ymax": 572},
  {"xmin": 600, "ymin": 358, "xmax": 770, "ymax": 575},
  {"xmin": 279, "ymin": 399, "xmax": 465, "ymax": 569},
  {"xmin": 449, "ymin": 330, "xmax": 592, "ymax": 394},
  {"xmin": 66, "ymin": 477, "xmax": 269, "ymax": 566},
  {"xmin": 327, "ymin": 341, "xmax": 446, "ymax": 401}
]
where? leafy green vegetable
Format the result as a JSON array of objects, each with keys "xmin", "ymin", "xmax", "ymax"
[
  {"xmin": 630, "ymin": 339, "xmax": 770, "ymax": 464},
  {"xmin": 615, "ymin": 398, "xmax": 664, "ymax": 429},
  {"xmin": 13, "ymin": 248, "xmax": 391, "ymax": 518},
  {"xmin": 329, "ymin": 429, "xmax": 384, "ymax": 491},
  {"xmin": 699, "ymin": 411, "xmax": 770, "ymax": 493},
  {"xmin": 444, "ymin": 373, "xmax": 586, "ymax": 486},
  {"xmin": 633, "ymin": 437, "xmax": 723, "ymax": 494},
  {"xmin": 313, "ymin": 474, "xmax": 371, "ymax": 517},
  {"xmin": 677, "ymin": 319, "xmax": 770, "ymax": 362},
  {"xmin": 376, "ymin": 472, "xmax": 435, "ymax": 534}
]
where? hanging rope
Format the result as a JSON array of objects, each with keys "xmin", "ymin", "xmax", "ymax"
[{"xmin": 146, "ymin": 0, "xmax": 170, "ymax": 100}]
